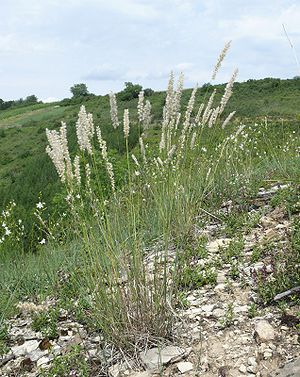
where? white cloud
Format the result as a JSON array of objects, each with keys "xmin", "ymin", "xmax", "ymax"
[
  {"xmin": 83, "ymin": 64, "xmax": 125, "ymax": 81},
  {"xmin": 1, "ymin": 0, "xmax": 300, "ymax": 100},
  {"xmin": 0, "ymin": 33, "xmax": 60, "ymax": 55}
]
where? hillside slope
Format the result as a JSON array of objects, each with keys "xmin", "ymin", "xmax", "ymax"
[{"xmin": 0, "ymin": 77, "xmax": 300, "ymax": 212}]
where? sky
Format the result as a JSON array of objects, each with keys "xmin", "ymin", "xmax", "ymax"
[{"xmin": 1, "ymin": 0, "xmax": 300, "ymax": 102}]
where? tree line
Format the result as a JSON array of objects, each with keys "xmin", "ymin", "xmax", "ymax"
[{"xmin": 0, "ymin": 95, "xmax": 39, "ymax": 111}]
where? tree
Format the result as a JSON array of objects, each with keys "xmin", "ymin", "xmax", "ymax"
[
  {"xmin": 119, "ymin": 82, "xmax": 142, "ymax": 101},
  {"xmin": 25, "ymin": 95, "xmax": 38, "ymax": 104},
  {"xmin": 70, "ymin": 83, "xmax": 89, "ymax": 98},
  {"xmin": 144, "ymin": 88, "xmax": 154, "ymax": 97}
]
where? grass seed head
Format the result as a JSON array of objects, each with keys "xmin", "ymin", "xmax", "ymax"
[{"xmin": 123, "ymin": 109, "xmax": 130, "ymax": 138}]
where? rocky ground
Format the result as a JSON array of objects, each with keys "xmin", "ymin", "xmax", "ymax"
[{"xmin": 0, "ymin": 184, "xmax": 299, "ymax": 377}]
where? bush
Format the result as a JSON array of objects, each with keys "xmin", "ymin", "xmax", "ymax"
[{"xmin": 118, "ymin": 82, "xmax": 142, "ymax": 101}]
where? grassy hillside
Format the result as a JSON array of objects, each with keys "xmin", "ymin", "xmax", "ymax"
[
  {"xmin": 0, "ymin": 71, "xmax": 299, "ymax": 376},
  {"xmin": 0, "ymin": 76, "xmax": 299, "ymax": 214}
]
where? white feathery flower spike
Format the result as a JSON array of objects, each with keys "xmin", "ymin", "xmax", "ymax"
[
  {"xmin": 109, "ymin": 92, "xmax": 119, "ymax": 129},
  {"xmin": 74, "ymin": 155, "xmax": 81, "ymax": 186},
  {"xmin": 46, "ymin": 122, "xmax": 73, "ymax": 183},
  {"xmin": 76, "ymin": 105, "xmax": 95, "ymax": 154},
  {"xmin": 219, "ymin": 68, "xmax": 238, "ymax": 115},
  {"xmin": 211, "ymin": 41, "xmax": 232, "ymax": 81},
  {"xmin": 123, "ymin": 109, "xmax": 130, "ymax": 138},
  {"xmin": 143, "ymin": 100, "xmax": 152, "ymax": 129},
  {"xmin": 137, "ymin": 90, "xmax": 145, "ymax": 123}
]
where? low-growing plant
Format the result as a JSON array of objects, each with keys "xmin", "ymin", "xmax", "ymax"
[
  {"xmin": 221, "ymin": 238, "xmax": 244, "ymax": 264},
  {"xmin": 228, "ymin": 262, "xmax": 240, "ymax": 280},
  {"xmin": 254, "ymin": 219, "xmax": 300, "ymax": 303},
  {"xmin": 176, "ymin": 263, "xmax": 217, "ymax": 290},
  {"xmin": 248, "ymin": 303, "xmax": 259, "ymax": 318},
  {"xmin": 0, "ymin": 323, "xmax": 9, "ymax": 356},
  {"xmin": 250, "ymin": 245, "xmax": 263, "ymax": 263},
  {"xmin": 40, "ymin": 345, "xmax": 89, "ymax": 377},
  {"xmin": 31, "ymin": 308, "xmax": 59, "ymax": 339},
  {"xmin": 270, "ymin": 185, "xmax": 300, "ymax": 215},
  {"xmin": 220, "ymin": 303, "xmax": 234, "ymax": 328}
]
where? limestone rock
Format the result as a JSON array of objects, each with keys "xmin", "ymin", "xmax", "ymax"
[
  {"xmin": 11, "ymin": 340, "xmax": 39, "ymax": 357},
  {"xmin": 255, "ymin": 320, "xmax": 275, "ymax": 342},
  {"xmin": 177, "ymin": 361, "xmax": 193, "ymax": 373},
  {"xmin": 37, "ymin": 356, "xmax": 51, "ymax": 367},
  {"xmin": 140, "ymin": 345, "xmax": 185, "ymax": 370},
  {"xmin": 128, "ymin": 372, "xmax": 151, "ymax": 377},
  {"xmin": 206, "ymin": 238, "xmax": 231, "ymax": 253},
  {"xmin": 275, "ymin": 358, "xmax": 300, "ymax": 376},
  {"xmin": 239, "ymin": 363, "xmax": 247, "ymax": 374}
]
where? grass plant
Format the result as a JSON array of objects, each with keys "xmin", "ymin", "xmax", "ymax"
[{"xmin": 0, "ymin": 45, "xmax": 299, "ymax": 359}]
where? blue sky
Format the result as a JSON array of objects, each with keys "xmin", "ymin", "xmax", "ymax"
[{"xmin": 1, "ymin": 0, "xmax": 300, "ymax": 102}]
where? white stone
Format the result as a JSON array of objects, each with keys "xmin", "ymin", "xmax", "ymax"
[
  {"xmin": 247, "ymin": 365, "xmax": 257, "ymax": 374},
  {"xmin": 189, "ymin": 308, "xmax": 202, "ymax": 316},
  {"xmin": 255, "ymin": 320, "xmax": 275, "ymax": 342},
  {"xmin": 248, "ymin": 357, "xmax": 257, "ymax": 367},
  {"xmin": 234, "ymin": 305, "xmax": 248, "ymax": 314},
  {"xmin": 28, "ymin": 349, "xmax": 48, "ymax": 362},
  {"xmin": 202, "ymin": 304, "xmax": 215, "ymax": 313},
  {"xmin": 206, "ymin": 238, "xmax": 232, "ymax": 253},
  {"xmin": 217, "ymin": 271, "xmax": 227, "ymax": 283},
  {"xmin": 215, "ymin": 283, "xmax": 226, "ymax": 291},
  {"xmin": 239, "ymin": 364, "xmax": 247, "ymax": 373},
  {"xmin": 177, "ymin": 361, "xmax": 193, "ymax": 373},
  {"xmin": 128, "ymin": 372, "xmax": 151, "ymax": 377},
  {"xmin": 11, "ymin": 340, "xmax": 39, "ymax": 357},
  {"xmin": 140, "ymin": 346, "xmax": 185, "ymax": 370},
  {"xmin": 275, "ymin": 358, "xmax": 300, "ymax": 377},
  {"xmin": 213, "ymin": 308, "xmax": 226, "ymax": 318},
  {"xmin": 37, "ymin": 356, "xmax": 51, "ymax": 367},
  {"xmin": 264, "ymin": 350, "xmax": 273, "ymax": 359}
]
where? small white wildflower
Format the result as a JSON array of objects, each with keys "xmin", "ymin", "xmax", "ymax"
[
  {"xmin": 39, "ymin": 238, "xmax": 46, "ymax": 245},
  {"xmin": 36, "ymin": 202, "xmax": 44, "ymax": 209},
  {"xmin": 5, "ymin": 227, "xmax": 11, "ymax": 236}
]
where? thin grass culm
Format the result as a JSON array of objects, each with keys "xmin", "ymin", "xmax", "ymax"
[{"xmin": 45, "ymin": 42, "xmax": 239, "ymax": 352}]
